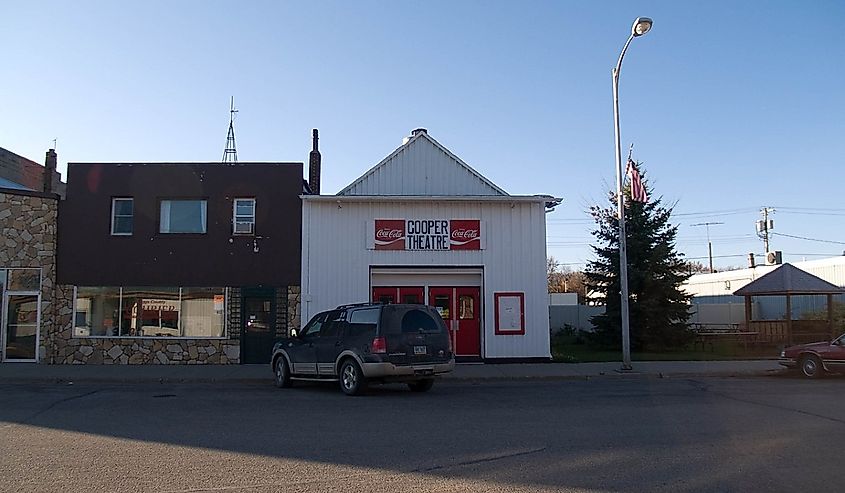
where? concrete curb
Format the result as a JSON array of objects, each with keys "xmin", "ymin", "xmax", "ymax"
[{"xmin": 0, "ymin": 368, "xmax": 789, "ymax": 385}]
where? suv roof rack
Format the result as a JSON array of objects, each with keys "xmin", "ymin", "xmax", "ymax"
[{"xmin": 334, "ymin": 302, "xmax": 383, "ymax": 310}]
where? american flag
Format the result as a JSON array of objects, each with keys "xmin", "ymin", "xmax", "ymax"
[{"xmin": 626, "ymin": 158, "xmax": 648, "ymax": 203}]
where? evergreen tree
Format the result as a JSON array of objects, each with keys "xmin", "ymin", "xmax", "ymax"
[{"xmin": 585, "ymin": 163, "xmax": 693, "ymax": 351}]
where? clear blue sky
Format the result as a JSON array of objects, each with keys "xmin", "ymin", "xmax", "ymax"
[{"xmin": 3, "ymin": 1, "xmax": 844, "ymax": 270}]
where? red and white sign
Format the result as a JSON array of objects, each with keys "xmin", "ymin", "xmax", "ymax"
[
  {"xmin": 374, "ymin": 219, "xmax": 406, "ymax": 250},
  {"xmin": 374, "ymin": 219, "xmax": 481, "ymax": 251},
  {"xmin": 449, "ymin": 219, "xmax": 481, "ymax": 250}
]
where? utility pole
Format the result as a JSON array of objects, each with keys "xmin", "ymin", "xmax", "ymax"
[
  {"xmin": 690, "ymin": 222, "xmax": 723, "ymax": 273},
  {"xmin": 756, "ymin": 207, "xmax": 775, "ymax": 252}
]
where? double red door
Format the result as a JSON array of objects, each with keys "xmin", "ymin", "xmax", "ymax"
[
  {"xmin": 372, "ymin": 287, "xmax": 424, "ymax": 305},
  {"xmin": 428, "ymin": 287, "xmax": 481, "ymax": 357},
  {"xmin": 371, "ymin": 285, "xmax": 481, "ymax": 357}
]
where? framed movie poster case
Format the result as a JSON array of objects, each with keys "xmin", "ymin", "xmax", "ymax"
[{"xmin": 494, "ymin": 292, "xmax": 525, "ymax": 335}]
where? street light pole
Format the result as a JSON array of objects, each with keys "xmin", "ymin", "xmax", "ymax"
[{"xmin": 612, "ymin": 17, "xmax": 652, "ymax": 372}]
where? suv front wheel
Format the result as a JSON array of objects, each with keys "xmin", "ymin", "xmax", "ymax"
[
  {"xmin": 274, "ymin": 356, "xmax": 291, "ymax": 388},
  {"xmin": 339, "ymin": 359, "xmax": 368, "ymax": 396}
]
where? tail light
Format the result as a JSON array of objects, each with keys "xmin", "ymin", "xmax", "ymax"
[{"xmin": 371, "ymin": 336, "xmax": 387, "ymax": 354}]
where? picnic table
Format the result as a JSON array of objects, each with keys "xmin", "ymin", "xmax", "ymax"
[{"xmin": 691, "ymin": 324, "xmax": 760, "ymax": 352}]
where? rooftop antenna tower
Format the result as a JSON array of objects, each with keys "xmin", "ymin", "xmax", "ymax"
[{"xmin": 222, "ymin": 97, "xmax": 238, "ymax": 163}]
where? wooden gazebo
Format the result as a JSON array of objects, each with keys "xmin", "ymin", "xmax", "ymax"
[{"xmin": 733, "ymin": 263, "xmax": 845, "ymax": 345}]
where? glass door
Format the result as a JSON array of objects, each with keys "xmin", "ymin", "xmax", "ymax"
[
  {"xmin": 3, "ymin": 294, "xmax": 40, "ymax": 361},
  {"xmin": 241, "ymin": 289, "xmax": 275, "ymax": 364}
]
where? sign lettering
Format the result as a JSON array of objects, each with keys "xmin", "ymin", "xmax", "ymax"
[{"xmin": 374, "ymin": 219, "xmax": 481, "ymax": 251}]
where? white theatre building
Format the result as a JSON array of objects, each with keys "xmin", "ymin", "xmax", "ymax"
[{"xmin": 300, "ymin": 129, "xmax": 561, "ymax": 361}]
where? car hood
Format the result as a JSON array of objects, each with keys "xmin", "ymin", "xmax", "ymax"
[{"xmin": 785, "ymin": 341, "xmax": 830, "ymax": 353}]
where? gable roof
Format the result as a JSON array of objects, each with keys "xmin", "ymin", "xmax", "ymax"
[
  {"xmin": 733, "ymin": 263, "xmax": 845, "ymax": 296},
  {"xmin": 337, "ymin": 129, "xmax": 508, "ymax": 196}
]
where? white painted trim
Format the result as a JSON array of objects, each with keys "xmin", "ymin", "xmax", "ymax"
[
  {"xmin": 110, "ymin": 197, "xmax": 134, "ymax": 236},
  {"xmin": 371, "ymin": 267, "xmax": 484, "ymax": 276},
  {"xmin": 337, "ymin": 132, "xmax": 509, "ymax": 196},
  {"xmin": 232, "ymin": 198, "xmax": 256, "ymax": 236},
  {"xmin": 303, "ymin": 194, "xmax": 558, "ymax": 203}
]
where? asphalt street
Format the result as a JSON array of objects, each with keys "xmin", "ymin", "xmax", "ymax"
[{"xmin": 1, "ymin": 375, "xmax": 842, "ymax": 493}]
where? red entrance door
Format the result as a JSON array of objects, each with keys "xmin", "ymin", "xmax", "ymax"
[
  {"xmin": 428, "ymin": 287, "xmax": 481, "ymax": 357},
  {"xmin": 372, "ymin": 287, "xmax": 424, "ymax": 304}
]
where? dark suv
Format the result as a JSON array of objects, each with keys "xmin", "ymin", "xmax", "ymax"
[{"xmin": 271, "ymin": 303, "xmax": 455, "ymax": 395}]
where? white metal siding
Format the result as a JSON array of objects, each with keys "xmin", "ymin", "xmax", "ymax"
[
  {"xmin": 302, "ymin": 199, "xmax": 551, "ymax": 358},
  {"xmin": 340, "ymin": 137, "xmax": 505, "ymax": 196},
  {"xmin": 683, "ymin": 256, "xmax": 845, "ymax": 298}
]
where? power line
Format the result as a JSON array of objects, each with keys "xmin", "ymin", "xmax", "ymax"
[
  {"xmin": 775, "ymin": 211, "xmax": 845, "ymax": 217},
  {"xmin": 772, "ymin": 206, "xmax": 845, "ymax": 212},
  {"xmin": 771, "ymin": 232, "xmax": 845, "ymax": 245}
]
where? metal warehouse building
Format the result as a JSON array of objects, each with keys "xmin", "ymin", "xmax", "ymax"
[{"xmin": 301, "ymin": 129, "xmax": 561, "ymax": 361}]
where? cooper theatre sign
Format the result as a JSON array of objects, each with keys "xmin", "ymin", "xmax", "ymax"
[{"xmin": 374, "ymin": 219, "xmax": 481, "ymax": 251}]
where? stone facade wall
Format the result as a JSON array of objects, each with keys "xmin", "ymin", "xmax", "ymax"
[
  {"xmin": 3, "ymin": 189, "xmax": 300, "ymax": 365},
  {"xmin": 46, "ymin": 284, "xmax": 242, "ymax": 365},
  {"xmin": 227, "ymin": 287, "xmax": 242, "ymax": 341},
  {"xmin": 275, "ymin": 287, "xmax": 289, "ymax": 338},
  {"xmin": 0, "ymin": 190, "xmax": 62, "ymax": 362},
  {"xmin": 287, "ymin": 285, "xmax": 301, "ymax": 333}
]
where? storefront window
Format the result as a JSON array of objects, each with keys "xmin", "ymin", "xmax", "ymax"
[
  {"xmin": 122, "ymin": 287, "xmax": 180, "ymax": 337},
  {"xmin": 75, "ymin": 287, "xmax": 122, "ymax": 336},
  {"xmin": 181, "ymin": 287, "xmax": 226, "ymax": 337},
  {"xmin": 7, "ymin": 269, "xmax": 40, "ymax": 291},
  {"xmin": 73, "ymin": 287, "xmax": 226, "ymax": 338}
]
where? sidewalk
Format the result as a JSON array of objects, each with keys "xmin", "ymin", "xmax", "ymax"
[{"xmin": 0, "ymin": 360, "xmax": 784, "ymax": 384}]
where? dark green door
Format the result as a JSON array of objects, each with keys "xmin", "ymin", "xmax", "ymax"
[{"xmin": 241, "ymin": 289, "xmax": 275, "ymax": 364}]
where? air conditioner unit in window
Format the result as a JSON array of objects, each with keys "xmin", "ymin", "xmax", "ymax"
[
  {"xmin": 765, "ymin": 251, "xmax": 782, "ymax": 265},
  {"xmin": 234, "ymin": 221, "xmax": 254, "ymax": 235}
]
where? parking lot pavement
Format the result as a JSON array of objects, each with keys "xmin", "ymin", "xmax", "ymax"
[{"xmin": 0, "ymin": 376, "xmax": 842, "ymax": 493}]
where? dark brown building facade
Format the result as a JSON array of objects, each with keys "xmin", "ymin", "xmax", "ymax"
[{"xmin": 55, "ymin": 162, "xmax": 305, "ymax": 364}]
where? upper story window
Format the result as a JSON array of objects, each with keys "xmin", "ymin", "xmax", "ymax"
[
  {"xmin": 111, "ymin": 198, "xmax": 134, "ymax": 236},
  {"xmin": 233, "ymin": 198, "xmax": 255, "ymax": 235},
  {"xmin": 159, "ymin": 199, "xmax": 207, "ymax": 234}
]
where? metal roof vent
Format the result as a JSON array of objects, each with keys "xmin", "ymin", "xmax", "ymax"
[{"xmin": 403, "ymin": 128, "xmax": 427, "ymax": 145}]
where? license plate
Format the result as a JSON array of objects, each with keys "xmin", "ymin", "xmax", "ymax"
[{"xmin": 414, "ymin": 345, "xmax": 427, "ymax": 355}]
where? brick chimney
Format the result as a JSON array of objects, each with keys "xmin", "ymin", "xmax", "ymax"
[
  {"xmin": 43, "ymin": 148, "xmax": 57, "ymax": 193},
  {"xmin": 308, "ymin": 129, "xmax": 321, "ymax": 195}
]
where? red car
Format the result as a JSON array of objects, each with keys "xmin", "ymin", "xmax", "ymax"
[{"xmin": 779, "ymin": 333, "xmax": 845, "ymax": 378}]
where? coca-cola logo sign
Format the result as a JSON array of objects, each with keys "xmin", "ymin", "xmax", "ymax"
[
  {"xmin": 449, "ymin": 220, "xmax": 481, "ymax": 250},
  {"xmin": 373, "ymin": 219, "xmax": 481, "ymax": 251},
  {"xmin": 451, "ymin": 229, "xmax": 479, "ymax": 239},
  {"xmin": 376, "ymin": 228, "xmax": 404, "ymax": 239},
  {"xmin": 374, "ymin": 220, "xmax": 405, "ymax": 250}
]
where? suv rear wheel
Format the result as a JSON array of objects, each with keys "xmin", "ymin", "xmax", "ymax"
[
  {"xmin": 408, "ymin": 379, "xmax": 435, "ymax": 392},
  {"xmin": 339, "ymin": 359, "xmax": 368, "ymax": 396}
]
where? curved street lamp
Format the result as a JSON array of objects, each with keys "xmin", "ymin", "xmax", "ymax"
[{"xmin": 612, "ymin": 17, "xmax": 653, "ymax": 371}]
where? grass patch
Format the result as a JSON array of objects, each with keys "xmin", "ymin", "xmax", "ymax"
[{"xmin": 551, "ymin": 332, "xmax": 777, "ymax": 363}]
